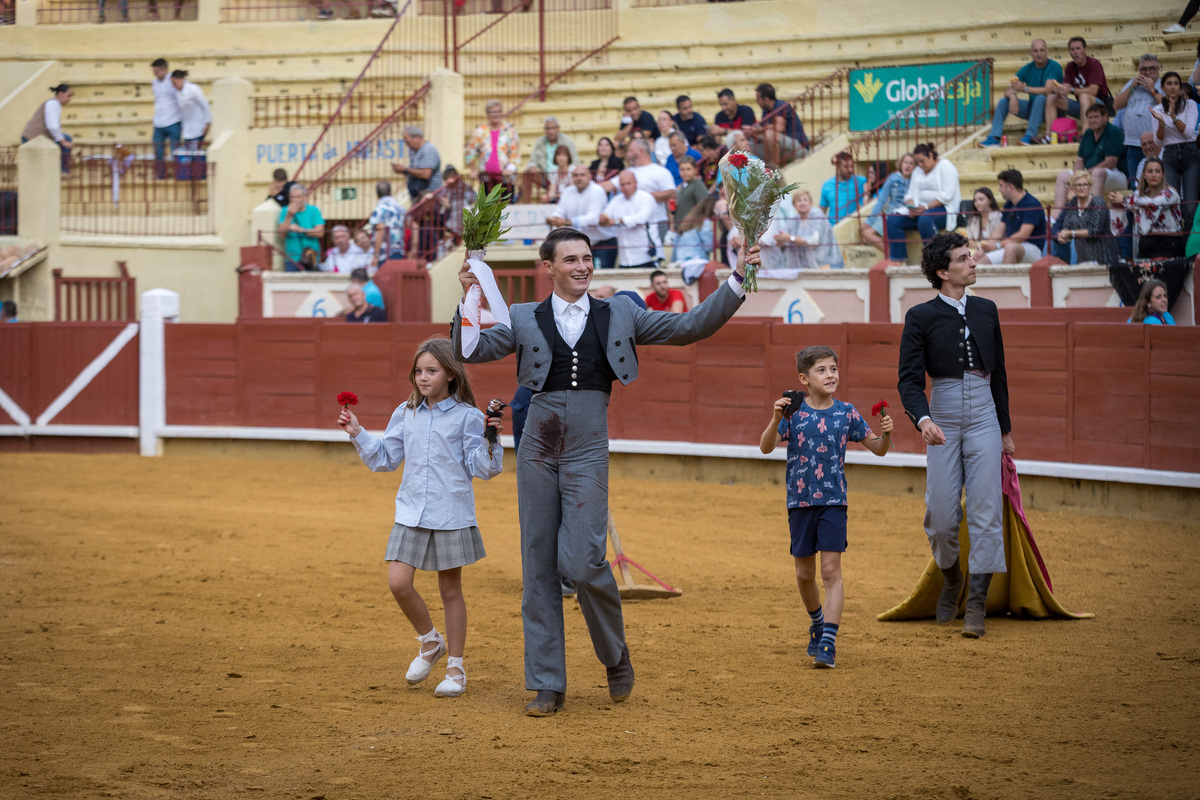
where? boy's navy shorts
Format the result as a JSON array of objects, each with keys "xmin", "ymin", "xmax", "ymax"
[{"xmin": 788, "ymin": 505, "xmax": 848, "ymax": 558}]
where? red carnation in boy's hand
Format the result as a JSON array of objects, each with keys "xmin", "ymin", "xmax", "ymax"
[
  {"xmin": 871, "ymin": 399, "xmax": 889, "ymax": 417},
  {"xmin": 337, "ymin": 391, "xmax": 359, "ymax": 408},
  {"xmin": 727, "ymin": 152, "xmax": 749, "ymax": 168}
]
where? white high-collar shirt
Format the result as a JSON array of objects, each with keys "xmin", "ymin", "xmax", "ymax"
[
  {"xmin": 938, "ymin": 292, "xmax": 970, "ymax": 337},
  {"xmin": 550, "ymin": 290, "xmax": 591, "ymax": 347}
]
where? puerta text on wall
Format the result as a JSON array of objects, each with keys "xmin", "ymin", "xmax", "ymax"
[
  {"xmin": 255, "ymin": 138, "xmax": 407, "ymax": 166},
  {"xmin": 848, "ymin": 61, "xmax": 990, "ymax": 132}
]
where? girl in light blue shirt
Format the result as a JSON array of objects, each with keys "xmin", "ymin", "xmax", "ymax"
[{"xmin": 338, "ymin": 337, "xmax": 503, "ymax": 698}]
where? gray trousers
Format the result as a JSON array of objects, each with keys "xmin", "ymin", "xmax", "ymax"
[
  {"xmin": 517, "ymin": 389, "xmax": 626, "ymax": 692},
  {"xmin": 924, "ymin": 374, "xmax": 1007, "ymax": 575}
]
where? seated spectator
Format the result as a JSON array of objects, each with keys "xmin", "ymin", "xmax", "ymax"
[
  {"xmin": 344, "ymin": 284, "xmax": 387, "ymax": 323},
  {"xmin": 589, "ymin": 137, "xmax": 624, "ymax": 184},
  {"xmin": 965, "ymin": 187, "xmax": 1004, "ymax": 256},
  {"xmin": 673, "ymin": 95, "xmax": 708, "ymax": 145},
  {"xmin": 1115, "ymin": 55, "xmax": 1164, "ymax": 178},
  {"xmin": 276, "ymin": 183, "xmax": 325, "ymax": 272},
  {"xmin": 645, "ymin": 270, "xmax": 688, "ymax": 312},
  {"xmin": 1, "ymin": 300, "xmax": 17, "ymax": 323},
  {"xmin": 1152, "ymin": 71, "xmax": 1200, "ymax": 230},
  {"xmin": 664, "ymin": 133, "xmax": 702, "ymax": 185},
  {"xmin": 673, "ymin": 157, "xmax": 707, "ymax": 227},
  {"xmin": 819, "ymin": 151, "xmax": 868, "ymax": 226},
  {"xmin": 1053, "ymin": 170, "xmax": 1119, "ymax": 265},
  {"xmin": 614, "ymin": 96, "xmax": 658, "ymax": 146},
  {"xmin": 786, "ymin": 190, "xmax": 844, "ymax": 270},
  {"xmin": 610, "ymin": 139, "xmax": 675, "ymax": 254},
  {"xmin": 981, "ymin": 39, "xmax": 1064, "ymax": 147},
  {"xmin": 861, "ymin": 154, "xmax": 915, "ymax": 254},
  {"xmin": 885, "ymin": 143, "xmax": 961, "ymax": 263},
  {"xmin": 714, "ymin": 87, "xmax": 757, "ymax": 130},
  {"xmin": 1050, "ymin": 37, "xmax": 1112, "ymax": 122},
  {"xmin": 1189, "ymin": 40, "xmax": 1200, "ymax": 89},
  {"xmin": 544, "ymin": 145, "xmax": 574, "ymax": 203},
  {"xmin": 670, "ymin": 195, "xmax": 717, "ymax": 265},
  {"xmin": 368, "ymin": 180, "xmax": 405, "ymax": 268},
  {"xmin": 1052, "ymin": 103, "xmax": 1126, "ymax": 218},
  {"xmin": 321, "ymin": 224, "xmax": 370, "ymax": 273},
  {"xmin": 758, "ymin": 190, "xmax": 801, "ymax": 271},
  {"xmin": 1132, "ymin": 130, "xmax": 1163, "ymax": 185},
  {"xmin": 528, "ymin": 116, "xmax": 578, "ymax": 182},
  {"xmin": 747, "ymin": 83, "xmax": 808, "ymax": 168},
  {"xmin": 21, "ymin": 84, "xmax": 73, "ymax": 174},
  {"xmin": 268, "ymin": 168, "xmax": 295, "ymax": 207},
  {"xmin": 653, "ymin": 111, "xmax": 675, "ymax": 165},
  {"xmin": 597, "ymin": 170, "xmax": 659, "ymax": 269},
  {"xmin": 349, "ymin": 267, "xmax": 385, "ymax": 310},
  {"xmin": 546, "ymin": 165, "xmax": 616, "ymax": 270},
  {"xmin": 863, "ymin": 161, "xmax": 884, "ymax": 204},
  {"xmin": 465, "ymin": 99, "xmax": 519, "ymax": 196},
  {"xmin": 590, "ymin": 284, "xmax": 647, "ymax": 309},
  {"xmin": 1109, "ymin": 157, "xmax": 1183, "ymax": 259},
  {"xmin": 980, "ymin": 169, "xmax": 1047, "ymax": 264},
  {"xmin": 696, "ymin": 135, "xmax": 725, "ymax": 190},
  {"xmin": 1127, "ymin": 279, "xmax": 1174, "ymax": 324},
  {"xmin": 392, "ymin": 126, "xmax": 442, "ymax": 202},
  {"xmin": 434, "ymin": 166, "xmax": 477, "ymax": 251}
]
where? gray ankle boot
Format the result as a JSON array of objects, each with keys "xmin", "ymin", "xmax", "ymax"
[
  {"xmin": 962, "ymin": 572, "xmax": 993, "ymax": 638},
  {"xmin": 936, "ymin": 558, "xmax": 964, "ymax": 624}
]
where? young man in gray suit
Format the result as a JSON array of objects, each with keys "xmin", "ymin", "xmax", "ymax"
[{"xmin": 453, "ymin": 227, "xmax": 757, "ymax": 716}]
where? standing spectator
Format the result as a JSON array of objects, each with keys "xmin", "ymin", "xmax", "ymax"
[
  {"xmin": 1115, "ymin": 55, "xmax": 1165, "ymax": 178},
  {"xmin": 1109, "ymin": 157, "xmax": 1184, "ymax": 259},
  {"xmin": 546, "ymin": 165, "xmax": 615, "ymax": 270},
  {"xmin": 886, "ymin": 143, "xmax": 961, "ymax": 263},
  {"xmin": 589, "ymin": 137, "xmax": 624, "ymax": 184},
  {"xmin": 350, "ymin": 267, "xmax": 386, "ymax": 310},
  {"xmin": 861, "ymin": 154, "xmax": 915, "ymax": 254},
  {"xmin": 618, "ymin": 140, "xmax": 676, "ymax": 254},
  {"xmin": 597, "ymin": 170, "xmax": 659, "ymax": 269},
  {"xmin": 321, "ymin": 225, "xmax": 370, "ymax": 273},
  {"xmin": 392, "ymin": 127, "xmax": 442, "ymax": 202},
  {"xmin": 434, "ymin": 166, "xmax": 477, "ymax": 249},
  {"xmin": 150, "ymin": 58, "xmax": 182, "ymax": 179},
  {"xmin": 97, "ymin": 0, "xmax": 128, "ymax": 23},
  {"xmin": 1051, "ymin": 104, "xmax": 1126, "ymax": 217},
  {"xmin": 980, "ymin": 39, "xmax": 1064, "ymax": 147},
  {"xmin": 714, "ymin": 88, "xmax": 756, "ymax": 130},
  {"xmin": 673, "ymin": 157, "xmax": 707, "ymax": 226},
  {"xmin": 1054, "ymin": 171, "xmax": 1120, "ymax": 265},
  {"xmin": 965, "ymin": 188, "xmax": 1005, "ymax": 257},
  {"xmin": 1127, "ymin": 279, "xmax": 1175, "ymax": 324},
  {"xmin": 748, "ymin": 83, "xmax": 808, "ymax": 168},
  {"xmin": 673, "ymin": 95, "xmax": 708, "ymax": 145},
  {"xmin": 653, "ymin": 111, "xmax": 676, "ymax": 165},
  {"xmin": 268, "ymin": 168, "xmax": 295, "ymax": 207},
  {"xmin": 170, "ymin": 71, "xmax": 211, "ymax": 155},
  {"xmin": 20, "ymin": 84, "xmax": 73, "ymax": 174},
  {"xmin": 1050, "ymin": 37, "xmax": 1112, "ymax": 122},
  {"xmin": 980, "ymin": 169, "xmax": 1047, "ymax": 264},
  {"xmin": 368, "ymin": 180, "xmax": 406, "ymax": 268},
  {"xmin": 276, "ymin": 184, "xmax": 325, "ymax": 272},
  {"xmin": 528, "ymin": 117, "xmax": 578, "ymax": 183},
  {"xmin": 544, "ymin": 145, "xmax": 575, "ymax": 203},
  {"xmin": 465, "ymin": 99, "xmax": 519, "ymax": 196},
  {"xmin": 343, "ymin": 284, "xmax": 388, "ymax": 323},
  {"xmin": 1165, "ymin": 4, "xmax": 1199, "ymax": 34},
  {"xmin": 664, "ymin": 133, "xmax": 702, "ymax": 185},
  {"xmin": 819, "ymin": 151, "xmax": 867, "ymax": 226},
  {"xmin": 1, "ymin": 300, "xmax": 17, "ymax": 323},
  {"xmin": 1151, "ymin": 71, "xmax": 1200, "ymax": 230},
  {"xmin": 644, "ymin": 270, "xmax": 688, "ymax": 312},
  {"xmin": 614, "ymin": 96, "xmax": 658, "ymax": 146}
]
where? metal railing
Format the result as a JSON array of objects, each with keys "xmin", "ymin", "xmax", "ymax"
[
  {"xmin": 220, "ymin": 0, "xmax": 396, "ymax": 22},
  {"xmin": 630, "ymin": 0, "xmax": 770, "ymax": 6},
  {"xmin": 53, "ymin": 263, "xmax": 137, "ymax": 322},
  {"xmin": 0, "ymin": 0, "xmax": 14, "ymax": 24},
  {"xmin": 0, "ymin": 146, "xmax": 16, "ymax": 236},
  {"xmin": 61, "ymin": 143, "xmax": 215, "ymax": 236},
  {"xmin": 37, "ymin": 0, "xmax": 197, "ymax": 24}
]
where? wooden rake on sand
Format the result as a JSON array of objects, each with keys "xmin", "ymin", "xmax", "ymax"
[{"xmin": 607, "ymin": 509, "xmax": 682, "ymax": 600}]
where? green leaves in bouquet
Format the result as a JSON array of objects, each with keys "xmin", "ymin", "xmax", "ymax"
[{"xmin": 462, "ymin": 182, "xmax": 512, "ymax": 251}]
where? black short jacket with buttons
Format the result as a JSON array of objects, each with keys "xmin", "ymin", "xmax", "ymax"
[
  {"xmin": 897, "ymin": 295, "xmax": 1011, "ymax": 434},
  {"xmin": 451, "ymin": 281, "xmax": 745, "ymax": 391}
]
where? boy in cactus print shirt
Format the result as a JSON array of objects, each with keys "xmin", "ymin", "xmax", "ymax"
[{"xmin": 759, "ymin": 345, "xmax": 892, "ymax": 669}]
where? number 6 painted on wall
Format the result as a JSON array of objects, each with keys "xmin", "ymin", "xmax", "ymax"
[
  {"xmin": 312, "ymin": 298, "xmax": 328, "ymax": 318},
  {"xmin": 787, "ymin": 300, "xmax": 804, "ymax": 324}
]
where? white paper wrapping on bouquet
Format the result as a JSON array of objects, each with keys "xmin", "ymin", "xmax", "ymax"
[{"xmin": 460, "ymin": 257, "xmax": 512, "ymax": 358}]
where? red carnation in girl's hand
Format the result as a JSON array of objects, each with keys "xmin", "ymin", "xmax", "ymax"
[
  {"xmin": 337, "ymin": 391, "xmax": 359, "ymax": 408},
  {"xmin": 871, "ymin": 399, "xmax": 889, "ymax": 417},
  {"xmin": 728, "ymin": 152, "xmax": 749, "ymax": 168}
]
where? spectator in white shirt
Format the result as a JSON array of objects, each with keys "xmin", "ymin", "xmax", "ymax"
[
  {"xmin": 20, "ymin": 84, "xmax": 73, "ymax": 173},
  {"xmin": 150, "ymin": 58, "xmax": 182, "ymax": 180},
  {"xmin": 598, "ymin": 170, "xmax": 659, "ymax": 268},
  {"xmin": 170, "ymin": 70, "xmax": 212, "ymax": 149},
  {"xmin": 546, "ymin": 165, "xmax": 618, "ymax": 269},
  {"xmin": 606, "ymin": 139, "xmax": 675, "ymax": 254},
  {"xmin": 653, "ymin": 111, "xmax": 675, "ymax": 165},
  {"xmin": 321, "ymin": 225, "xmax": 370, "ymax": 273}
]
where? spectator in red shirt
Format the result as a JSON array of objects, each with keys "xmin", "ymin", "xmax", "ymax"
[
  {"xmin": 644, "ymin": 269, "xmax": 688, "ymax": 312},
  {"xmin": 714, "ymin": 88, "xmax": 756, "ymax": 130},
  {"xmin": 1051, "ymin": 36, "xmax": 1113, "ymax": 121}
]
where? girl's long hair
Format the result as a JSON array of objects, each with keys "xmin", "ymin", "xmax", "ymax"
[
  {"xmin": 405, "ymin": 337, "xmax": 477, "ymax": 410},
  {"xmin": 973, "ymin": 187, "xmax": 1000, "ymax": 213},
  {"xmin": 1138, "ymin": 156, "xmax": 1166, "ymax": 197},
  {"xmin": 1161, "ymin": 71, "xmax": 1185, "ymax": 117},
  {"xmin": 1130, "ymin": 279, "xmax": 1166, "ymax": 324}
]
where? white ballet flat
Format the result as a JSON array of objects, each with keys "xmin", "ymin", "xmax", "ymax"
[
  {"xmin": 405, "ymin": 629, "xmax": 446, "ymax": 684},
  {"xmin": 434, "ymin": 656, "xmax": 466, "ymax": 698}
]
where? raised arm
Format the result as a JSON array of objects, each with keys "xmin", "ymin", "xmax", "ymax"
[
  {"xmin": 450, "ymin": 260, "xmax": 517, "ymax": 363},
  {"xmin": 630, "ymin": 246, "xmax": 754, "ymax": 346}
]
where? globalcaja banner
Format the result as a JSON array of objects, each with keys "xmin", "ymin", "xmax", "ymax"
[{"xmin": 848, "ymin": 61, "xmax": 990, "ymax": 132}]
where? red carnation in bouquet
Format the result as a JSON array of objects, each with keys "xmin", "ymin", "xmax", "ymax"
[
  {"xmin": 871, "ymin": 399, "xmax": 889, "ymax": 417},
  {"xmin": 727, "ymin": 152, "xmax": 749, "ymax": 168},
  {"xmin": 337, "ymin": 391, "xmax": 359, "ymax": 409}
]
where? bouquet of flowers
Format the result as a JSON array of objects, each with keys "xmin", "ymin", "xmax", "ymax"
[{"xmin": 718, "ymin": 150, "xmax": 800, "ymax": 292}]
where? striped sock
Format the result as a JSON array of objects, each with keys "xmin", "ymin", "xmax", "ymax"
[
  {"xmin": 808, "ymin": 606, "xmax": 824, "ymax": 628},
  {"xmin": 820, "ymin": 622, "xmax": 840, "ymax": 648}
]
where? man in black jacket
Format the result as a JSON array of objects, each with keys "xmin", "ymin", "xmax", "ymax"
[{"xmin": 898, "ymin": 232, "xmax": 1015, "ymax": 638}]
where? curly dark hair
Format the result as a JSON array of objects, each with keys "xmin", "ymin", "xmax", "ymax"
[{"xmin": 920, "ymin": 231, "xmax": 970, "ymax": 289}]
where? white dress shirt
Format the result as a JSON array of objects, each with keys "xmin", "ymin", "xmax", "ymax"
[
  {"xmin": 152, "ymin": 75, "xmax": 182, "ymax": 128},
  {"xmin": 551, "ymin": 290, "xmax": 590, "ymax": 347},
  {"xmin": 938, "ymin": 292, "xmax": 969, "ymax": 336},
  {"xmin": 175, "ymin": 81, "xmax": 212, "ymax": 141},
  {"xmin": 629, "ymin": 162, "xmax": 675, "ymax": 223},
  {"xmin": 553, "ymin": 181, "xmax": 609, "ymax": 244},
  {"xmin": 602, "ymin": 189, "xmax": 658, "ymax": 266},
  {"xmin": 43, "ymin": 98, "xmax": 65, "ymax": 143}
]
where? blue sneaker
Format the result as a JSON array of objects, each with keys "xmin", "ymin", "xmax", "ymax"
[
  {"xmin": 1018, "ymin": 135, "xmax": 1038, "ymax": 146},
  {"xmin": 814, "ymin": 642, "xmax": 836, "ymax": 669},
  {"xmin": 979, "ymin": 136, "xmax": 1002, "ymax": 148},
  {"xmin": 807, "ymin": 623, "xmax": 823, "ymax": 657}
]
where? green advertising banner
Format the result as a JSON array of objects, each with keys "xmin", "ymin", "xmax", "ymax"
[{"xmin": 849, "ymin": 61, "xmax": 990, "ymax": 132}]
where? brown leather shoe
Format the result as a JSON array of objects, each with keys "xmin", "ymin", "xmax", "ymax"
[
  {"xmin": 524, "ymin": 690, "xmax": 565, "ymax": 717},
  {"xmin": 606, "ymin": 645, "xmax": 635, "ymax": 702}
]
